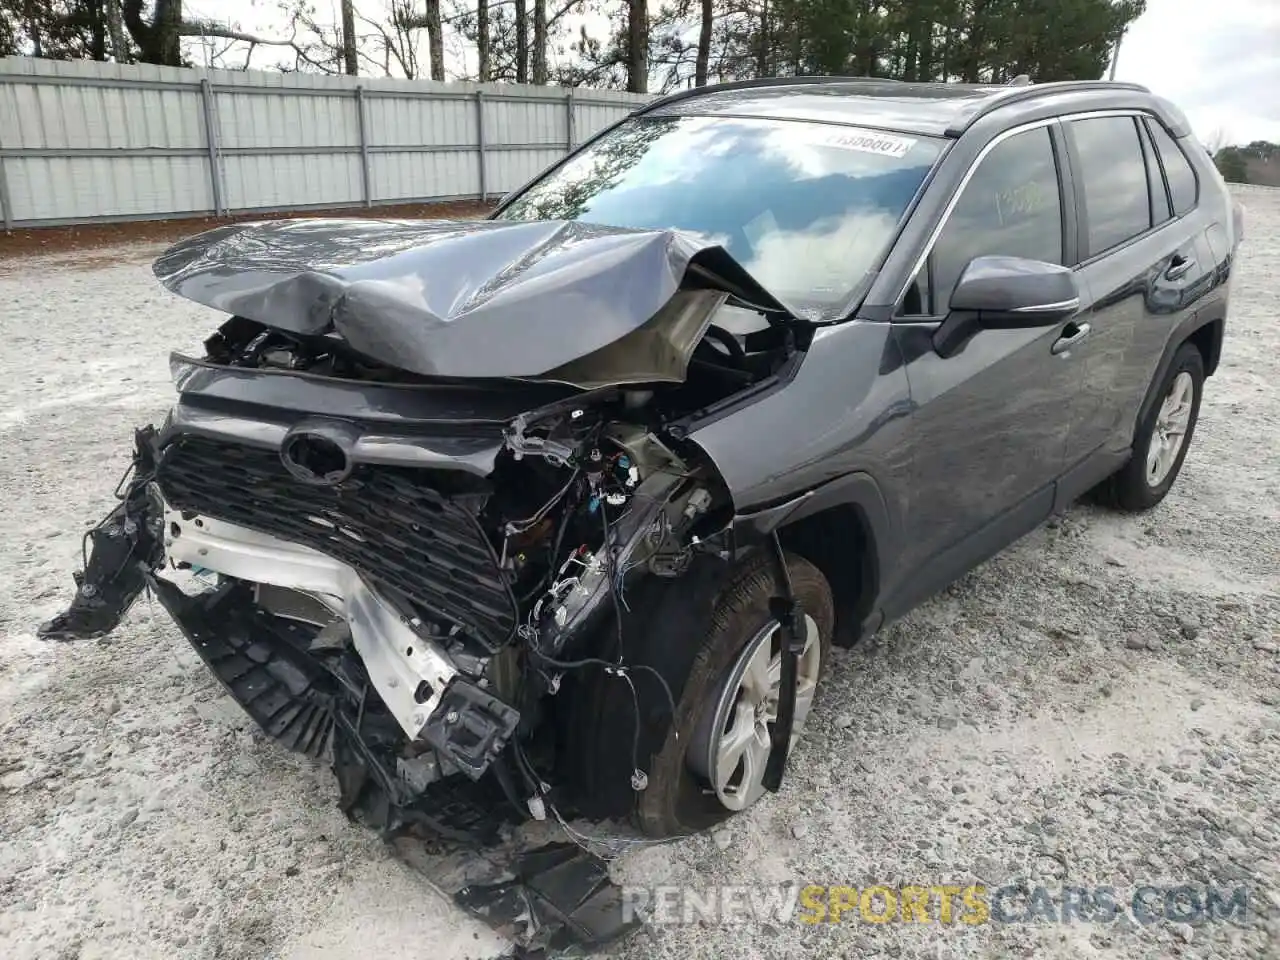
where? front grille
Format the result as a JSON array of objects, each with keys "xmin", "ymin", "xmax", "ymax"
[{"xmin": 157, "ymin": 435, "xmax": 517, "ymax": 650}]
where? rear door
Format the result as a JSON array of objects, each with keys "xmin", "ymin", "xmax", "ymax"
[{"xmin": 1058, "ymin": 114, "xmax": 1212, "ymax": 481}]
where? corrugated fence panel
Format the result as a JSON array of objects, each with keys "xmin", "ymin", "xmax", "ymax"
[
  {"xmin": 370, "ymin": 151, "xmax": 478, "ymax": 203},
  {"xmin": 223, "ymin": 154, "xmax": 364, "ymax": 210},
  {"xmin": 575, "ymin": 103, "xmax": 628, "ymax": 141},
  {"xmin": 487, "ymin": 148, "xmax": 566, "ymax": 196},
  {"xmin": 6, "ymin": 155, "xmax": 212, "ymax": 221},
  {"xmin": 485, "ymin": 98, "xmax": 567, "ymax": 146},
  {"xmin": 215, "ymin": 91, "xmax": 359, "ymax": 149},
  {"xmin": 0, "ymin": 58, "xmax": 651, "ymax": 227},
  {"xmin": 365, "ymin": 95, "xmax": 476, "ymax": 148}
]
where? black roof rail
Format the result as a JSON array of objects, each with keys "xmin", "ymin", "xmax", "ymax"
[
  {"xmin": 944, "ymin": 79, "xmax": 1152, "ymax": 136},
  {"xmin": 633, "ymin": 75, "xmax": 899, "ymax": 117}
]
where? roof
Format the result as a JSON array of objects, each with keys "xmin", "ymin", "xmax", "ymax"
[{"xmin": 640, "ymin": 77, "xmax": 1153, "ymax": 138}]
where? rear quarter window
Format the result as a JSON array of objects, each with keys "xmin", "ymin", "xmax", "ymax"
[{"xmin": 1146, "ymin": 118, "xmax": 1199, "ymax": 216}]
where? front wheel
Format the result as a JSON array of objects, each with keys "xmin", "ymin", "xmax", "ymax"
[
  {"xmin": 634, "ymin": 552, "xmax": 834, "ymax": 837},
  {"xmin": 1100, "ymin": 342, "xmax": 1205, "ymax": 512}
]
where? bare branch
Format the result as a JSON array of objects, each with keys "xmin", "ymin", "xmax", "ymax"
[{"xmin": 177, "ymin": 21, "xmax": 297, "ymax": 47}]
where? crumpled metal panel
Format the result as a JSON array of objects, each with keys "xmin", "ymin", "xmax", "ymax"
[{"xmin": 153, "ymin": 217, "xmax": 789, "ymax": 383}]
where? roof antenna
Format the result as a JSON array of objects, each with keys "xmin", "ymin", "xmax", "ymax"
[{"xmin": 1007, "ymin": 74, "xmax": 1032, "ymax": 86}]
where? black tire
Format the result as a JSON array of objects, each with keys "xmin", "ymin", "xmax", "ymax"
[
  {"xmin": 628, "ymin": 551, "xmax": 835, "ymax": 838},
  {"xmin": 1098, "ymin": 342, "xmax": 1205, "ymax": 512}
]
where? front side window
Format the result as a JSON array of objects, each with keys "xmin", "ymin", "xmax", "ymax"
[
  {"xmin": 1070, "ymin": 116, "xmax": 1152, "ymax": 256},
  {"xmin": 927, "ymin": 126, "xmax": 1064, "ymax": 311},
  {"xmin": 1146, "ymin": 118, "xmax": 1199, "ymax": 216},
  {"xmin": 497, "ymin": 115, "xmax": 945, "ymax": 319}
]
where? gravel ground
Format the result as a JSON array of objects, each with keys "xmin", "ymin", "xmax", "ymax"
[{"xmin": 1, "ymin": 187, "xmax": 1277, "ymax": 960}]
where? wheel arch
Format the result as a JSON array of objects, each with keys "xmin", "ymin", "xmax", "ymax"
[
  {"xmin": 729, "ymin": 471, "xmax": 894, "ymax": 647},
  {"xmin": 1137, "ymin": 309, "xmax": 1221, "ymax": 434},
  {"xmin": 1186, "ymin": 315, "xmax": 1224, "ymax": 378}
]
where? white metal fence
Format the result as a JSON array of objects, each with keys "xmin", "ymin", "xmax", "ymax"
[{"xmin": 0, "ymin": 58, "xmax": 650, "ymax": 229}]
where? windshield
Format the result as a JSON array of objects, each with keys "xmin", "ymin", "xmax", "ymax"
[{"xmin": 496, "ymin": 115, "xmax": 944, "ymax": 319}]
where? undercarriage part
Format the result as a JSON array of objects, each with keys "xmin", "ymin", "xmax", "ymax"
[
  {"xmin": 157, "ymin": 434, "xmax": 518, "ymax": 651},
  {"xmin": 452, "ymin": 842, "xmax": 640, "ymax": 955},
  {"xmin": 149, "ymin": 575, "xmax": 336, "ymax": 756},
  {"xmin": 421, "ymin": 679, "xmax": 521, "ymax": 780},
  {"xmin": 151, "ymin": 567, "xmax": 513, "ymax": 844},
  {"xmin": 38, "ymin": 428, "xmax": 163, "ymax": 641}
]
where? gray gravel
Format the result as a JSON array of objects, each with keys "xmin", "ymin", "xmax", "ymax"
[{"xmin": 1, "ymin": 186, "xmax": 1278, "ymax": 960}]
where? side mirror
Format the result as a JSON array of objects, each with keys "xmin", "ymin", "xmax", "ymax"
[{"xmin": 933, "ymin": 256, "xmax": 1081, "ymax": 358}]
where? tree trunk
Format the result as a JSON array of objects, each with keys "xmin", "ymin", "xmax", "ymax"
[
  {"xmin": 532, "ymin": 0, "xmax": 547, "ymax": 84},
  {"xmin": 339, "ymin": 0, "xmax": 358, "ymax": 75},
  {"xmin": 425, "ymin": 0, "xmax": 444, "ymax": 80},
  {"xmin": 514, "ymin": 0, "xmax": 528, "ymax": 83},
  {"xmin": 87, "ymin": 0, "xmax": 108, "ymax": 60},
  {"xmin": 477, "ymin": 0, "xmax": 490, "ymax": 81},
  {"xmin": 124, "ymin": 0, "xmax": 183, "ymax": 65},
  {"xmin": 626, "ymin": 0, "xmax": 647, "ymax": 93},
  {"xmin": 106, "ymin": 0, "xmax": 128, "ymax": 62},
  {"xmin": 963, "ymin": 0, "xmax": 987, "ymax": 84},
  {"xmin": 24, "ymin": 0, "xmax": 43, "ymax": 58},
  {"xmin": 917, "ymin": 20, "xmax": 933, "ymax": 82},
  {"xmin": 155, "ymin": 0, "xmax": 182, "ymax": 65},
  {"xmin": 756, "ymin": 0, "xmax": 769, "ymax": 77},
  {"xmin": 695, "ymin": 0, "xmax": 712, "ymax": 86}
]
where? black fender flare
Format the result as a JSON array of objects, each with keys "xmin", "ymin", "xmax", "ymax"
[
  {"xmin": 1136, "ymin": 306, "xmax": 1224, "ymax": 434},
  {"xmin": 718, "ymin": 470, "xmax": 898, "ymax": 641}
]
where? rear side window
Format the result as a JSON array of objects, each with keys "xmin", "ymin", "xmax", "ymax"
[
  {"xmin": 1146, "ymin": 119, "xmax": 1199, "ymax": 216},
  {"xmin": 1070, "ymin": 116, "xmax": 1151, "ymax": 256},
  {"xmin": 929, "ymin": 126, "xmax": 1064, "ymax": 310}
]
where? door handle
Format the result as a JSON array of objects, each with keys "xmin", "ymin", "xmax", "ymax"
[
  {"xmin": 1165, "ymin": 254, "xmax": 1195, "ymax": 281},
  {"xmin": 1051, "ymin": 321, "xmax": 1092, "ymax": 356}
]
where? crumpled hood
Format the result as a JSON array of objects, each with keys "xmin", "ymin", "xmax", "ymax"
[{"xmin": 154, "ymin": 217, "xmax": 789, "ymax": 383}]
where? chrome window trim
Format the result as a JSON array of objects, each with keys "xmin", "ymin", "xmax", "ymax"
[
  {"xmin": 895, "ymin": 107, "xmax": 1161, "ymax": 307},
  {"xmin": 1009, "ymin": 297, "xmax": 1081, "ymax": 313}
]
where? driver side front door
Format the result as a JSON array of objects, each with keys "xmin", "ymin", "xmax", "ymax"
[{"xmin": 883, "ymin": 122, "xmax": 1087, "ymax": 619}]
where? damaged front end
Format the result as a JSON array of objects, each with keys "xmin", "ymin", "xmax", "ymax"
[{"xmin": 41, "ymin": 217, "xmax": 804, "ymax": 954}]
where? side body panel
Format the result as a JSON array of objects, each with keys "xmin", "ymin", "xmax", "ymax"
[{"xmin": 685, "ymin": 320, "xmax": 912, "ymax": 622}]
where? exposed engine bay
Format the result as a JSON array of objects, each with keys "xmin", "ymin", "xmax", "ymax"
[{"xmin": 39, "ymin": 217, "xmax": 816, "ymax": 955}]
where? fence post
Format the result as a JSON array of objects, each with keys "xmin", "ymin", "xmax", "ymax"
[
  {"xmin": 475, "ymin": 89, "xmax": 488, "ymax": 203},
  {"xmin": 565, "ymin": 88, "xmax": 576, "ymax": 154},
  {"xmin": 0, "ymin": 154, "xmax": 12, "ymax": 231},
  {"xmin": 198, "ymin": 78, "xmax": 225, "ymax": 217},
  {"xmin": 355, "ymin": 85, "xmax": 372, "ymax": 208}
]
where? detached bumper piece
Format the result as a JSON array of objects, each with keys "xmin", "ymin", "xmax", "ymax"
[
  {"xmin": 455, "ymin": 843, "xmax": 641, "ymax": 958},
  {"xmin": 150, "ymin": 572, "xmax": 511, "ymax": 845},
  {"xmin": 38, "ymin": 428, "xmax": 163, "ymax": 642},
  {"xmin": 148, "ymin": 576, "xmax": 336, "ymax": 756}
]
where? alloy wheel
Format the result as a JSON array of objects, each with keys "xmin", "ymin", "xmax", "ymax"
[
  {"xmin": 686, "ymin": 614, "xmax": 823, "ymax": 811},
  {"xmin": 1146, "ymin": 371, "xmax": 1195, "ymax": 488}
]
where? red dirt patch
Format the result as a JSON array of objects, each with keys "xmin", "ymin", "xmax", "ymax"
[{"xmin": 0, "ymin": 200, "xmax": 496, "ymax": 261}]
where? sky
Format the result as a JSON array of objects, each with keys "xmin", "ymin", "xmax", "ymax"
[
  {"xmin": 1112, "ymin": 0, "xmax": 1280, "ymax": 145},
  {"xmin": 186, "ymin": 0, "xmax": 1280, "ymax": 146}
]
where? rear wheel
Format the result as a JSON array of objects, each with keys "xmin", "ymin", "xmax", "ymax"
[{"xmin": 1098, "ymin": 342, "xmax": 1204, "ymax": 512}]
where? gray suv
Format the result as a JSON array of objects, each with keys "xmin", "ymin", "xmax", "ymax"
[{"xmin": 42, "ymin": 76, "xmax": 1239, "ymax": 949}]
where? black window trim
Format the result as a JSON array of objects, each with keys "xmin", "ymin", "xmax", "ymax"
[{"xmin": 1136, "ymin": 116, "xmax": 1172, "ymax": 228}]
